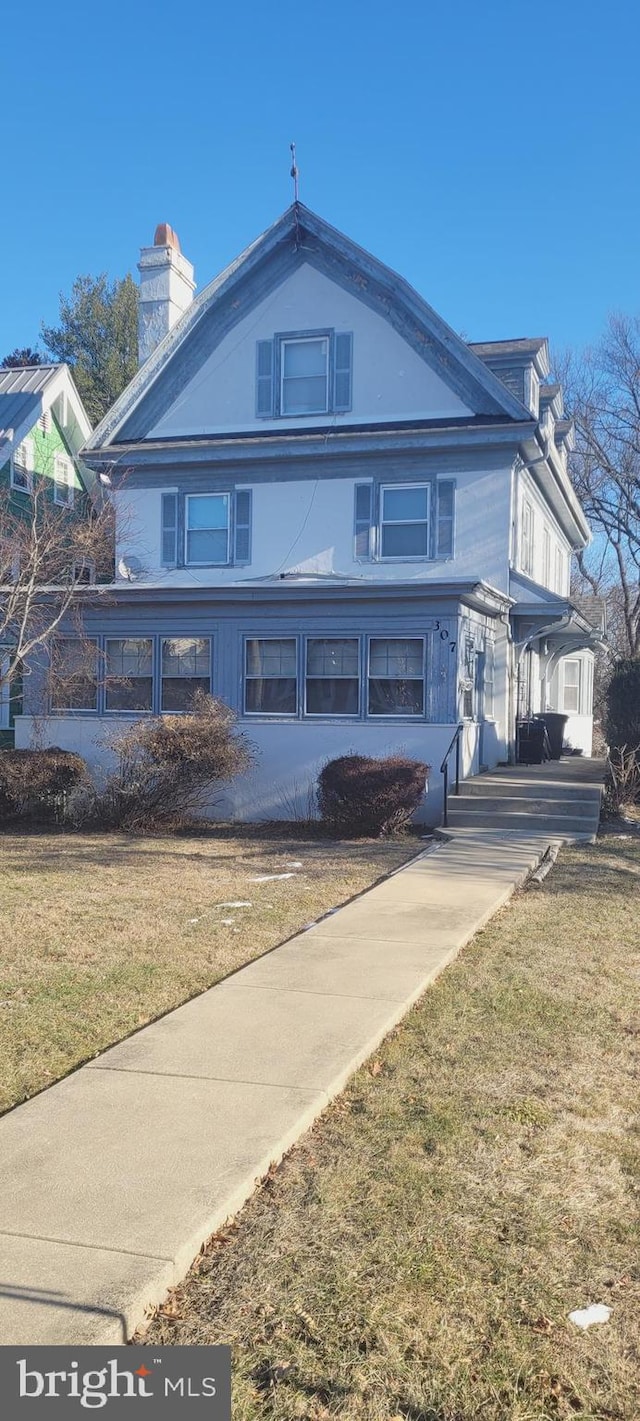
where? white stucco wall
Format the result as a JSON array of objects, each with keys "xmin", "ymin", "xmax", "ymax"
[
  {"xmin": 148, "ymin": 263, "xmax": 473, "ymax": 439},
  {"xmin": 14, "ymin": 714, "xmax": 502, "ymax": 826},
  {"xmin": 115, "ymin": 458, "xmax": 514, "ymax": 591}
]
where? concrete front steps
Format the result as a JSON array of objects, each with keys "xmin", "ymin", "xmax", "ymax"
[{"xmin": 445, "ymin": 758, "xmax": 604, "ymax": 842}]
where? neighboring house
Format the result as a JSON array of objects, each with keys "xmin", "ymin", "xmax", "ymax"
[
  {"xmin": 0, "ymin": 365, "xmax": 96, "ymax": 743},
  {"xmin": 14, "ymin": 208, "xmax": 604, "ymax": 820}
]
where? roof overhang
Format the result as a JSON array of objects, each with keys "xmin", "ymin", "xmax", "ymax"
[
  {"xmin": 511, "ymin": 599, "xmax": 608, "ymax": 653},
  {"xmin": 520, "ymin": 431, "xmax": 590, "ymax": 549}
]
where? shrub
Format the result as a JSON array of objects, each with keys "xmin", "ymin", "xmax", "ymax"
[
  {"xmin": 602, "ymin": 744, "xmax": 640, "ymax": 817},
  {"xmin": 87, "ymin": 692, "xmax": 253, "ymax": 831},
  {"xmin": 0, "ymin": 747, "xmax": 89, "ymax": 825},
  {"xmin": 317, "ymin": 753, "xmax": 429, "ymax": 837},
  {"xmin": 606, "ymin": 659, "xmax": 640, "ymax": 753}
]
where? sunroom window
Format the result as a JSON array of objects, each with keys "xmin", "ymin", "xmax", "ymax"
[
  {"xmin": 305, "ymin": 638, "xmax": 359, "ymax": 715},
  {"xmin": 161, "ymin": 637, "xmax": 211, "ymax": 711},
  {"xmin": 185, "ymin": 494, "xmax": 230, "ymax": 565},
  {"xmin": 51, "ymin": 638, "xmax": 98, "ymax": 712},
  {"xmin": 380, "ymin": 485, "xmax": 430, "ymax": 558},
  {"xmin": 368, "ymin": 637, "xmax": 424, "ymax": 716},
  {"xmin": 245, "ymin": 638, "xmax": 297, "ymax": 715},
  {"xmin": 105, "ymin": 638, "xmax": 153, "ymax": 712},
  {"xmin": 281, "ymin": 337, "xmax": 329, "ymax": 415}
]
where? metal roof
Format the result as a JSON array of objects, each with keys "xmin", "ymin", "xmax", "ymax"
[{"xmin": 0, "ymin": 365, "xmax": 59, "ymax": 442}]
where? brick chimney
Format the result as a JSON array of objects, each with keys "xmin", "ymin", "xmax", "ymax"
[{"xmin": 137, "ymin": 223, "xmax": 195, "ymax": 365}]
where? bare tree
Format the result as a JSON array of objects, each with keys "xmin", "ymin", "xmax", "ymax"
[
  {"xmin": 559, "ymin": 315, "xmax": 640, "ymax": 657},
  {"xmin": 0, "ymin": 464, "xmax": 114, "ymax": 719}
]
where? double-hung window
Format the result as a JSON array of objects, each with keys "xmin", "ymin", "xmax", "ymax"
[
  {"xmin": 54, "ymin": 453, "xmax": 74, "ymax": 507},
  {"xmin": 542, "ymin": 526, "xmax": 551, "ymax": 587},
  {"xmin": 105, "ymin": 638, "xmax": 153, "ymax": 712},
  {"xmin": 51, "ymin": 638, "xmax": 98, "ymax": 712},
  {"xmin": 305, "ymin": 638, "xmax": 359, "ymax": 715},
  {"xmin": 368, "ymin": 638, "xmax": 425, "ymax": 716},
  {"xmin": 185, "ymin": 494, "xmax": 229, "ymax": 566},
  {"xmin": 562, "ymin": 659, "xmax": 580, "ymax": 713},
  {"xmin": 521, "ymin": 499, "xmax": 534, "ymax": 576},
  {"xmin": 380, "ymin": 485, "xmax": 430, "ymax": 558},
  {"xmin": 10, "ymin": 438, "xmax": 34, "ymax": 493},
  {"xmin": 161, "ymin": 637, "xmax": 211, "ymax": 711},
  {"xmin": 245, "ymin": 638, "xmax": 297, "ymax": 715},
  {"xmin": 256, "ymin": 330, "xmax": 353, "ymax": 418},
  {"xmin": 281, "ymin": 337, "xmax": 329, "ymax": 415},
  {"xmin": 554, "ymin": 546, "xmax": 565, "ymax": 594}
]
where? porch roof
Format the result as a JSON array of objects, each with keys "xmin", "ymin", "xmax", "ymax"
[{"xmin": 511, "ymin": 598, "xmax": 608, "ymax": 653}]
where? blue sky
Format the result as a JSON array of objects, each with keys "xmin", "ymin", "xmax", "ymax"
[{"xmin": 3, "ymin": 0, "xmax": 639, "ymax": 364}]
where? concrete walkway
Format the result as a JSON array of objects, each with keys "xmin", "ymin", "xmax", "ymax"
[{"xmin": 0, "ymin": 771, "xmax": 602, "ymax": 1345}]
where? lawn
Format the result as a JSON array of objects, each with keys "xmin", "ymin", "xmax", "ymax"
[
  {"xmin": 0, "ymin": 828, "xmax": 415, "ymax": 1114},
  {"xmin": 141, "ymin": 835, "xmax": 640, "ymax": 1421}
]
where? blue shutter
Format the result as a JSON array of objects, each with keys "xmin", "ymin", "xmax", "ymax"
[
  {"xmin": 354, "ymin": 482, "xmax": 373, "ymax": 559},
  {"xmin": 234, "ymin": 489, "xmax": 252, "ymax": 564},
  {"xmin": 436, "ymin": 480, "xmax": 455, "ymax": 558},
  {"xmin": 161, "ymin": 492, "xmax": 178, "ymax": 566},
  {"xmin": 256, "ymin": 340, "xmax": 275, "ymax": 417},
  {"xmin": 333, "ymin": 331, "xmax": 353, "ymax": 412}
]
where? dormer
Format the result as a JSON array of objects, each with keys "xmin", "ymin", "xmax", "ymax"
[{"xmin": 468, "ymin": 337, "xmax": 550, "ymax": 418}]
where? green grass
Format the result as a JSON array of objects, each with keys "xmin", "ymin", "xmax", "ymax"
[
  {"xmin": 0, "ymin": 828, "xmax": 415, "ymax": 1113},
  {"xmin": 140, "ymin": 835, "xmax": 640, "ymax": 1421}
]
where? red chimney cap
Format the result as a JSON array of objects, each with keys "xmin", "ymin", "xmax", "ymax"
[{"xmin": 153, "ymin": 223, "xmax": 181, "ymax": 252}]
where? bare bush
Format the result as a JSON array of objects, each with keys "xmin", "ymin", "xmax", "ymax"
[
  {"xmin": 603, "ymin": 744, "xmax": 640, "ymax": 818},
  {"xmin": 84, "ymin": 693, "xmax": 253, "ymax": 831},
  {"xmin": 0, "ymin": 747, "xmax": 89, "ymax": 825}
]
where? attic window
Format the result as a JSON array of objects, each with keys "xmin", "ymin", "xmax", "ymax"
[{"xmin": 281, "ymin": 337, "xmax": 329, "ymax": 415}]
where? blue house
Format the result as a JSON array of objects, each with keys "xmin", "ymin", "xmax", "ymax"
[{"xmin": 14, "ymin": 206, "xmax": 604, "ymax": 821}]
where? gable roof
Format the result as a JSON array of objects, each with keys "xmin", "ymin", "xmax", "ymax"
[
  {"xmin": 85, "ymin": 203, "xmax": 536, "ymax": 450},
  {"xmin": 0, "ymin": 363, "xmax": 96, "ymax": 497}
]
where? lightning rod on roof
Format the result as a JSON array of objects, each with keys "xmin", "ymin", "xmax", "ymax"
[{"xmin": 290, "ymin": 142, "xmax": 299, "ymax": 202}]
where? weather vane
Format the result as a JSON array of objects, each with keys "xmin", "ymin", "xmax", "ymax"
[{"xmin": 290, "ymin": 142, "xmax": 299, "ymax": 202}]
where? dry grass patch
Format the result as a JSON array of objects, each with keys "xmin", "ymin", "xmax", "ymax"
[
  {"xmin": 141, "ymin": 836, "xmax": 640, "ymax": 1421},
  {"xmin": 0, "ymin": 828, "xmax": 415, "ymax": 1113}
]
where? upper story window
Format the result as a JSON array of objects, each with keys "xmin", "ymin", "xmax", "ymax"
[
  {"xmin": 354, "ymin": 479, "xmax": 455, "ymax": 562},
  {"xmin": 54, "ymin": 453, "xmax": 74, "ymax": 507},
  {"xmin": 281, "ymin": 337, "xmax": 329, "ymax": 415},
  {"xmin": 520, "ymin": 499, "xmax": 534, "ymax": 577},
  {"xmin": 256, "ymin": 330, "xmax": 353, "ymax": 419},
  {"xmin": 554, "ymin": 545, "xmax": 566, "ymax": 594},
  {"xmin": 10, "ymin": 437, "xmax": 34, "ymax": 493},
  {"xmin": 542, "ymin": 526, "xmax": 551, "ymax": 586},
  {"xmin": 380, "ymin": 484, "xmax": 430, "ymax": 558},
  {"xmin": 186, "ymin": 494, "xmax": 230, "ymax": 565}
]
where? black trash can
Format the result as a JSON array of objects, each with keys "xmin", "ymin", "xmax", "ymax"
[
  {"xmin": 517, "ymin": 719, "xmax": 546, "ymax": 765},
  {"xmin": 535, "ymin": 712, "xmax": 569, "ymax": 760}
]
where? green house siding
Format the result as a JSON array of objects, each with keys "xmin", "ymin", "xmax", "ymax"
[{"xmin": 0, "ymin": 411, "xmax": 90, "ymax": 522}]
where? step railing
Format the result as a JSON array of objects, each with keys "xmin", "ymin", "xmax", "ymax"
[{"xmin": 440, "ymin": 722, "xmax": 464, "ymax": 828}]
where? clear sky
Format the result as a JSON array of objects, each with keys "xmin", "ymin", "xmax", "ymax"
[{"xmin": 3, "ymin": 0, "xmax": 639, "ymax": 364}]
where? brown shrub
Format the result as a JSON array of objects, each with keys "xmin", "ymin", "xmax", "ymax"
[
  {"xmin": 317, "ymin": 753, "xmax": 429, "ymax": 837},
  {"xmin": 0, "ymin": 748, "xmax": 89, "ymax": 825},
  {"xmin": 87, "ymin": 692, "xmax": 253, "ymax": 831}
]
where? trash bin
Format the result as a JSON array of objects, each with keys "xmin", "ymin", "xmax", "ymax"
[
  {"xmin": 535, "ymin": 712, "xmax": 569, "ymax": 761},
  {"xmin": 517, "ymin": 719, "xmax": 546, "ymax": 765}
]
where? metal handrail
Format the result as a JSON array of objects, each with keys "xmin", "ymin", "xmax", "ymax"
[{"xmin": 440, "ymin": 722, "xmax": 463, "ymax": 828}]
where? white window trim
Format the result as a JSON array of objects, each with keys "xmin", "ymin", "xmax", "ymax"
[
  {"xmin": 521, "ymin": 498, "xmax": 534, "ymax": 577},
  {"xmin": 366, "ymin": 634, "xmax": 426, "ymax": 719},
  {"xmin": 562, "ymin": 658, "xmax": 581, "ymax": 714},
  {"xmin": 72, "ymin": 560, "xmax": 96, "ymax": 585},
  {"xmin": 185, "ymin": 493, "xmax": 231, "ymax": 566},
  {"xmin": 379, "ymin": 482, "xmax": 432, "ymax": 562},
  {"xmin": 10, "ymin": 437, "xmax": 34, "ymax": 493},
  {"xmin": 303, "ymin": 636, "xmax": 360, "ymax": 718},
  {"xmin": 54, "ymin": 452, "xmax": 74, "ymax": 507},
  {"xmin": 280, "ymin": 335, "xmax": 329, "ymax": 417}
]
